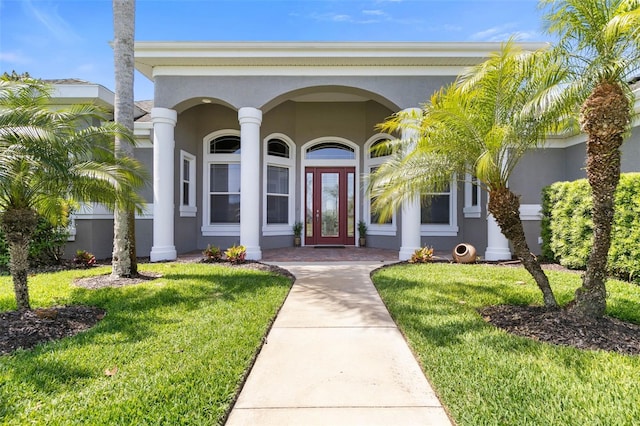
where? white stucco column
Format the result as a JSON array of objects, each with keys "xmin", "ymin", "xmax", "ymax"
[
  {"xmin": 485, "ymin": 210, "xmax": 512, "ymax": 261},
  {"xmin": 150, "ymin": 107, "xmax": 177, "ymax": 262},
  {"xmin": 399, "ymin": 107, "xmax": 422, "ymax": 261},
  {"xmin": 238, "ymin": 107, "xmax": 262, "ymax": 260}
]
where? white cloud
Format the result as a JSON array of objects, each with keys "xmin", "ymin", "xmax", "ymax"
[
  {"xmin": 332, "ymin": 14, "xmax": 352, "ymax": 22},
  {"xmin": 0, "ymin": 51, "xmax": 33, "ymax": 65},
  {"xmin": 362, "ymin": 9, "xmax": 386, "ymax": 16},
  {"xmin": 22, "ymin": 0, "xmax": 82, "ymax": 43},
  {"xmin": 470, "ymin": 23, "xmax": 518, "ymax": 41}
]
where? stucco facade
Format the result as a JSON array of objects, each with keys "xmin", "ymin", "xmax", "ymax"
[{"xmin": 59, "ymin": 42, "xmax": 640, "ymax": 261}]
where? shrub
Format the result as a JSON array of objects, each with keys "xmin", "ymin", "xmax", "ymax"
[
  {"xmin": 73, "ymin": 250, "xmax": 96, "ymax": 267},
  {"xmin": 202, "ymin": 244, "xmax": 223, "ymax": 262},
  {"xmin": 409, "ymin": 246, "xmax": 434, "ymax": 263},
  {"xmin": 541, "ymin": 173, "xmax": 640, "ymax": 282},
  {"xmin": 0, "ymin": 216, "xmax": 68, "ymax": 272},
  {"xmin": 225, "ymin": 244, "xmax": 246, "ymax": 264}
]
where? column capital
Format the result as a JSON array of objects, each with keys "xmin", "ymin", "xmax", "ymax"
[
  {"xmin": 238, "ymin": 107, "xmax": 262, "ymax": 125},
  {"xmin": 151, "ymin": 107, "xmax": 177, "ymax": 126}
]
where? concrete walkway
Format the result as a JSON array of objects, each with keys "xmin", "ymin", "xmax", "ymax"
[{"xmin": 225, "ymin": 262, "xmax": 452, "ymax": 426}]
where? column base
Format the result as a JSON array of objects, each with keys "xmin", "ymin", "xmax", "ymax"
[
  {"xmin": 399, "ymin": 246, "xmax": 420, "ymax": 261},
  {"xmin": 150, "ymin": 246, "xmax": 177, "ymax": 262},
  {"xmin": 245, "ymin": 246, "xmax": 262, "ymax": 261},
  {"xmin": 484, "ymin": 247, "xmax": 512, "ymax": 261}
]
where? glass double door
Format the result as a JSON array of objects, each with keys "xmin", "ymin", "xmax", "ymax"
[{"xmin": 305, "ymin": 167, "xmax": 355, "ymax": 245}]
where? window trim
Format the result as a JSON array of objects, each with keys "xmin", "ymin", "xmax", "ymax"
[
  {"xmin": 364, "ymin": 134, "xmax": 397, "ymax": 236},
  {"xmin": 420, "ymin": 176, "xmax": 459, "ymax": 236},
  {"xmin": 463, "ymin": 173, "xmax": 482, "ymax": 218},
  {"xmin": 262, "ymin": 133, "xmax": 296, "ymax": 236},
  {"xmin": 179, "ymin": 150, "xmax": 197, "ymax": 217},
  {"xmin": 202, "ymin": 130, "xmax": 241, "ymax": 236}
]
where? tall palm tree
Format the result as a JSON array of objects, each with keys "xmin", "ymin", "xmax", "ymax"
[
  {"xmin": 541, "ymin": 0, "xmax": 640, "ymax": 317},
  {"xmin": 370, "ymin": 40, "xmax": 567, "ymax": 308},
  {"xmin": 112, "ymin": 0, "xmax": 138, "ymax": 278},
  {"xmin": 0, "ymin": 78, "xmax": 147, "ymax": 310}
]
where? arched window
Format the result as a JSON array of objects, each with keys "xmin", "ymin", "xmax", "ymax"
[
  {"xmin": 306, "ymin": 142, "xmax": 355, "ymax": 160},
  {"xmin": 202, "ymin": 131, "xmax": 241, "ymax": 236}
]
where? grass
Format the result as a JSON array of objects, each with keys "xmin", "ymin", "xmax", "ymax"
[
  {"xmin": 371, "ymin": 263, "xmax": 640, "ymax": 425},
  {"xmin": 0, "ymin": 263, "xmax": 292, "ymax": 425}
]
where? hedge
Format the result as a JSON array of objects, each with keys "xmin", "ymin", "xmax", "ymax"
[{"xmin": 541, "ymin": 173, "xmax": 640, "ymax": 283}]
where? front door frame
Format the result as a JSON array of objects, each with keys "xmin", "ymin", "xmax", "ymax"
[
  {"xmin": 299, "ymin": 137, "xmax": 360, "ymax": 246},
  {"xmin": 305, "ymin": 167, "xmax": 356, "ymax": 245}
]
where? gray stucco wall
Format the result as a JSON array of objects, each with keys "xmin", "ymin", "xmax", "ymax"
[
  {"xmin": 64, "ymin": 218, "xmax": 152, "ymax": 260},
  {"xmin": 510, "ymin": 148, "xmax": 567, "ymax": 204},
  {"xmin": 154, "ymin": 75, "xmax": 454, "ymax": 113}
]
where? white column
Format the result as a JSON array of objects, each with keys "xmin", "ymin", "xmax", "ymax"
[
  {"xmin": 238, "ymin": 107, "xmax": 262, "ymax": 260},
  {"xmin": 150, "ymin": 107, "xmax": 177, "ymax": 262},
  {"xmin": 485, "ymin": 212, "xmax": 512, "ymax": 261},
  {"xmin": 399, "ymin": 196, "xmax": 422, "ymax": 260},
  {"xmin": 399, "ymin": 107, "xmax": 422, "ymax": 261}
]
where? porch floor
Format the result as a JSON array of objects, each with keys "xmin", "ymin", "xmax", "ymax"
[{"xmin": 261, "ymin": 246, "xmax": 399, "ymax": 263}]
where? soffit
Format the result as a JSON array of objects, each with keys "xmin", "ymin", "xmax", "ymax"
[{"xmin": 134, "ymin": 41, "xmax": 550, "ymax": 79}]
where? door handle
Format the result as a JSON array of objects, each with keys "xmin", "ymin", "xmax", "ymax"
[{"xmin": 315, "ymin": 210, "xmax": 320, "ymax": 221}]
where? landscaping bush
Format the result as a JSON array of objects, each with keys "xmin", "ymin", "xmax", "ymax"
[
  {"xmin": 541, "ymin": 173, "xmax": 640, "ymax": 282},
  {"xmin": 0, "ymin": 216, "xmax": 68, "ymax": 273}
]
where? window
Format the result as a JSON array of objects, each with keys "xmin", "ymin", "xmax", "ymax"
[
  {"xmin": 180, "ymin": 150, "xmax": 196, "ymax": 217},
  {"xmin": 209, "ymin": 163, "xmax": 240, "ymax": 223},
  {"xmin": 420, "ymin": 177, "xmax": 459, "ymax": 236},
  {"xmin": 202, "ymin": 131, "xmax": 241, "ymax": 236},
  {"xmin": 364, "ymin": 135, "xmax": 396, "ymax": 236},
  {"xmin": 263, "ymin": 135, "xmax": 295, "ymax": 235},
  {"xmin": 306, "ymin": 142, "xmax": 354, "ymax": 160},
  {"xmin": 464, "ymin": 173, "xmax": 482, "ymax": 218}
]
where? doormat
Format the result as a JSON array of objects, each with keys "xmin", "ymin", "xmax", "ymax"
[{"xmin": 313, "ymin": 245, "xmax": 345, "ymax": 249}]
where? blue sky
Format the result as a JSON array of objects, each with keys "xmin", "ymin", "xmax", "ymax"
[{"xmin": 0, "ymin": 0, "xmax": 549, "ymax": 100}]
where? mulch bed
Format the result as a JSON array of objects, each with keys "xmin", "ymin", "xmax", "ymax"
[
  {"xmin": 0, "ymin": 305, "xmax": 105, "ymax": 355},
  {"xmin": 480, "ymin": 305, "xmax": 640, "ymax": 356}
]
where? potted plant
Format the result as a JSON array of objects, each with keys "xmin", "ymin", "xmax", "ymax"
[
  {"xmin": 293, "ymin": 221, "xmax": 303, "ymax": 247},
  {"xmin": 358, "ymin": 220, "xmax": 367, "ymax": 247}
]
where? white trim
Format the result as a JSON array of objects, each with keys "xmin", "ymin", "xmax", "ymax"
[
  {"xmin": 420, "ymin": 177, "xmax": 459, "ymax": 237},
  {"xmin": 363, "ymin": 133, "xmax": 397, "ymax": 236},
  {"xmin": 262, "ymin": 133, "xmax": 296, "ymax": 236},
  {"xmin": 520, "ymin": 204, "xmax": 543, "ymax": 221},
  {"xmin": 463, "ymin": 173, "xmax": 482, "ymax": 218},
  {"xmin": 151, "ymin": 65, "xmax": 491, "ymax": 78},
  {"xmin": 299, "ymin": 137, "xmax": 360, "ymax": 246},
  {"xmin": 135, "ymin": 41, "xmax": 549, "ymax": 80},
  {"xmin": 179, "ymin": 150, "xmax": 197, "ymax": 217},
  {"xmin": 66, "ymin": 215, "xmax": 76, "ymax": 241},
  {"xmin": 201, "ymin": 129, "xmax": 242, "ymax": 237}
]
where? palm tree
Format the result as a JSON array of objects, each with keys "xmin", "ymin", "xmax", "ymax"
[
  {"xmin": 0, "ymin": 78, "xmax": 147, "ymax": 310},
  {"xmin": 370, "ymin": 40, "xmax": 567, "ymax": 308},
  {"xmin": 541, "ymin": 0, "xmax": 640, "ymax": 317},
  {"xmin": 112, "ymin": 0, "xmax": 138, "ymax": 278}
]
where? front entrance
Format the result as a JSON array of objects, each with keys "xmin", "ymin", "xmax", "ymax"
[{"xmin": 305, "ymin": 167, "xmax": 356, "ymax": 245}]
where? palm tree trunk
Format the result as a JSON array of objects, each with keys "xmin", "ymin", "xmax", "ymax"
[
  {"xmin": 570, "ymin": 81, "xmax": 628, "ymax": 318},
  {"xmin": 1, "ymin": 208, "xmax": 39, "ymax": 311},
  {"xmin": 489, "ymin": 188, "xmax": 558, "ymax": 308},
  {"xmin": 112, "ymin": 0, "xmax": 137, "ymax": 278}
]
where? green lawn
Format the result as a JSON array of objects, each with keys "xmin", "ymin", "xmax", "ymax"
[
  {"xmin": 0, "ymin": 263, "xmax": 291, "ymax": 425},
  {"xmin": 372, "ymin": 263, "xmax": 640, "ymax": 425}
]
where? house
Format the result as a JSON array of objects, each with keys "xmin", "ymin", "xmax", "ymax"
[{"xmin": 58, "ymin": 42, "xmax": 640, "ymax": 261}]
